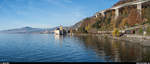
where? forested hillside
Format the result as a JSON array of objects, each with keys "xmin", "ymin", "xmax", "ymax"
[{"xmin": 73, "ymin": 0, "xmax": 150, "ymax": 35}]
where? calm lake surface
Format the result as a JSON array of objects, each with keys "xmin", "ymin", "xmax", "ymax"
[{"xmin": 0, "ymin": 34, "xmax": 150, "ymax": 62}]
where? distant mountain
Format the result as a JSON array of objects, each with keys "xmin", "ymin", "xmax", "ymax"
[{"xmin": 0, "ymin": 26, "xmax": 55, "ymax": 34}]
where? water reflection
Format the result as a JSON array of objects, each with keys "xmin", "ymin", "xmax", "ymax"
[
  {"xmin": 0, "ymin": 34, "xmax": 150, "ymax": 62},
  {"xmin": 73, "ymin": 34, "xmax": 150, "ymax": 62},
  {"xmin": 54, "ymin": 35, "xmax": 64, "ymax": 47},
  {"xmin": 54, "ymin": 35, "xmax": 64, "ymax": 41}
]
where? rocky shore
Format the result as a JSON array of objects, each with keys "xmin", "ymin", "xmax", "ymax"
[
  {"xmin": 98, "ymin": 34, "xmax": 150, "ymax": 46},
  {"xmin": 70, "ymin": 33, "xmax": 150, "ymax": 46}
]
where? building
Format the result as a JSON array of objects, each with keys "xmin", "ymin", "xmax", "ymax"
[{"xmin": 54, "ymin": 26, "xmax": 66, "ymax": 35}]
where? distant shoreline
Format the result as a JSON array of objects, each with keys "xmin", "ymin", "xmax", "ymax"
[{"xmin": 1, "ymin": 33, "xmax": 150, "ymax": 46}]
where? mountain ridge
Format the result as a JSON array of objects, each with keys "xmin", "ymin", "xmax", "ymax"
[{"xmin": 0, "ymin": 26, "xmax": 55, "ymax": 34}]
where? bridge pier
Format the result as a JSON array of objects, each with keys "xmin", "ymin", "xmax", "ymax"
[
  {"xmin": 95, "ymin": 14, "xmax": 98, "ymax": 18},
  {"xmin": 95, "ymin": 12, "xmax": 99, "ymax": 18},
  {"xmin": 100, "ymin": 11, "xmax": 105, "ymax": 17},
  {"xmin": 115, "ymin": 8, "xmax": 119, "ymax": 19},
  {"xmin": 95, "ymin": 11, "xmax": 105, "ymax": 18},
  {"xmin": 137, "ymin": 3, "xmax": 142, "ymax": 15},
  {"xmin": 114, "ymin": 3, "xmax": 142, "ymax": 19},
  {"xmin": 95, "ymin": 0, "xmax": 149, "ymax": 19}
]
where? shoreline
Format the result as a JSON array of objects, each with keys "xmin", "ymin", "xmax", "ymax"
[
  {"xmin": 96, "ymin": 34, "xmax": 150, "ymax": 46},
  {"xmin": 72, "ymin": 33, "xmax": 150, "ymax": 46},
  {"xmin": 2, "ymin": 33, "xmax": 150, "ymax": 46}
]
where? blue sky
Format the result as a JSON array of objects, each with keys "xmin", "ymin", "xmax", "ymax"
[{"xmin": 0, "ymin": 0, "xmax": 118, "ymax": 30}]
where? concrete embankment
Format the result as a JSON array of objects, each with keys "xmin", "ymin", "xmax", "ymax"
[
  {"xmin": 98, "ymin": 34, "xmax": 150, "ymax": 46},
  {"xmin": 71, "ymin": 33, "xmax": 150, "ymax": 46}
]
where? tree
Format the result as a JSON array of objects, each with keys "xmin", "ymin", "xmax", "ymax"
[
  {"xmin": 143, "ymin": 7, "xmax": 150, "ymax": 24},
  {"xmin": 119, "ymin": 17, "xmax": 128, "ymax": 29},
  {"xmin": 127, "ymin": 9, "xmax": 142, "ymax": 26},
  {"xmin": 112, "ymin": 28, "xmax": 120, "ymax": 37}
]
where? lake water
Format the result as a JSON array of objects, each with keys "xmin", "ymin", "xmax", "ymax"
[{"xmin": 0, "ymin": 34, "xmax": 150, "ymax": 62}]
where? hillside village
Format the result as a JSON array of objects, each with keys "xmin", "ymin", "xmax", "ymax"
[{"xmin": 72, "ymin": 0, "xmax": 150, "ymax": 37}]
